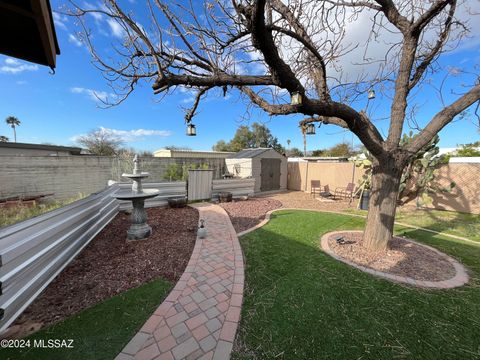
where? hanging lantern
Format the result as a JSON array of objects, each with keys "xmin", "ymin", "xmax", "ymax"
[
  {"xmin": 306, "ymin": 123, "xmax": 316, "ymax": 135},
  {"xmin": 291, "ymin": 91, "xmax": 302, "ymax": 105},
  {"xmin": 186, "ymin": 123, "xmax": 196, "ymax": 136},
  {"xmin": 367, "ymin": 88, "xmax": 376, "ymax": 99}
]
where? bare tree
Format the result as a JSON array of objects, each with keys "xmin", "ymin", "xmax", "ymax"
[
  {"xmin": 70, "ymin": 0, "xmax": 480, "ymax": 251},
  {"xmin": 76, "ymin": 128, "xmax": 124, "ymax": 156}
]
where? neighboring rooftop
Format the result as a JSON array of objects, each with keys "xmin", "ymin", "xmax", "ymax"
[
  {"xmin": 153, "ymin": 149, "xmax": 235, "ymax": 158},
  {"xmin": 229, "ymin": 148, "xmax": 275, "ymax": 158},
  {"xmin": 0, "ymin": 142, "xmax": 83, "ymax": 156}
]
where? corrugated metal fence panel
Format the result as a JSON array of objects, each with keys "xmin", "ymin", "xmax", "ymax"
[
  {"xmin": 188, "ymin": 170, "xmax": 214, "ymax": 201},
  {"xmin": 116, "ymin": 181, "xmax": 187, "ymax": 210},
  {"xmin": 212, "ymin": 179, "xmax": 256, "ymax": 199},
  {"xmin": 0, "ymin": 186, "xmax": 119, "ymax": 332}
]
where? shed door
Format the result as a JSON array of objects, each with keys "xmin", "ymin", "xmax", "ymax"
[{"xmin": 260, "ymin": 158, "xmax": 281, "ymax": 191}]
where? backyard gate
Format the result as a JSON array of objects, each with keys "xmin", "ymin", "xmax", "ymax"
[{"xmin": 187, "ymin": 169, "xmax": 214, "ymax": 201}]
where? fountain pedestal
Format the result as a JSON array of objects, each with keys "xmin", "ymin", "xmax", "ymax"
[{"xmin": 114, "ymin": 155, "xmax": 159, "ymax": 240}]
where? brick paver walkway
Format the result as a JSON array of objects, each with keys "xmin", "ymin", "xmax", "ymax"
[{"xmin": 116, "ymin": 204, "xmax": 244, "ymax": 360}]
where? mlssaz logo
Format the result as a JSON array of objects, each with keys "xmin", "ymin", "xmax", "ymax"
[{"xmin": 33, "ymin": 339, "xmax": 74, "ymax": 348}]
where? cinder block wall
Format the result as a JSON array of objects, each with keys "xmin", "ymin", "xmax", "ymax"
[
  {"xmin": 0, "ymin": 156, "xmax": 114, "ymax": 200},
  {"xmin": 0, "ymin": 156, "xmax": 227, "ymax": 200}
]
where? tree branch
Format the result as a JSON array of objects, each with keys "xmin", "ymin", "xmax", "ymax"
[
  {"xmin": 408, "ymin": 84, "xmax": 480, "ymax": 154},
  {"xmin": 153, "ymin": 74, "xmax": 274, "ymax": 93}
]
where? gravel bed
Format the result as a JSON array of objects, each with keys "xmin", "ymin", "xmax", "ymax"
[
  {"xmin": 11, "ymin": 206, "xmax": 198, "ymax": 337},
  {"xmin": 219, "ymin": 198, "xmax": 282, "ymax": 233},
  {"xmin": 326, "ymin": 231, "xmax": 456, "ymax": 281},
  {"xmin": 266, "ymin": 191, "xmax": 355, "ymax": 212}
]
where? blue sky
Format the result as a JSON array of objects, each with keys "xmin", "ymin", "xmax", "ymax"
[{"xmin": 0, "ymin": 1, "xmax": 478, "ymax": 153}]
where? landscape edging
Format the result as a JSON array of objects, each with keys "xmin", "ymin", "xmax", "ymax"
[{"xmin": 237, "ymin": 208, "xmax": 470, "ymax": 289}]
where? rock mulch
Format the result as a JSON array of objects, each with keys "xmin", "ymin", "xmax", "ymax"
[
  {"xmin": 11, "ymin": 206, "xmax": 198, "ymax": 336},
  {"xmin": 266, "ymin": 191, "xmax": 356, "ymax": 212},
  {"xmin": 325, "ymin": 231, "xmax": 456, "ymax": 281},
  {"xmin": 218, "ymin": 197, "xmax": 282, "ymax": 233}
]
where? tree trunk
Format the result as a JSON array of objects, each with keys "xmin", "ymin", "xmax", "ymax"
[{"xmin": 362, "ymin": 158, "xmax": 403, "ymax": 252}]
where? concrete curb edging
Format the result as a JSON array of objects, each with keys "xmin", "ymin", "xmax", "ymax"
[
  {"xmin": 237, "ymin": 208, "xmax": 469, "ymax": 289},
  {"xmin": 321, "ymin": 230, "xmax": 469, "ymax": 289},
  {"xmin": 238, "ymin": 207, "xmax": 478, "ymax": 245}
]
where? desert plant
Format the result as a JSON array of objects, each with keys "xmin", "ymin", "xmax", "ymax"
[{"xmin": 356, "ymin": 134, "xmax": 454, "ymax": 207}]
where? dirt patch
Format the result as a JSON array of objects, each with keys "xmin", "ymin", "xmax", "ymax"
[
  {"xmin": 10, "ymin": 206, "xmax": 198, "ymax": 337},
  {"xmin": 326, "ymin": 231, "xmax": 456, "ymax": 281},
  {"xmin": 219, "ymin": 198, "xmax": 282, "ymax": 233}
]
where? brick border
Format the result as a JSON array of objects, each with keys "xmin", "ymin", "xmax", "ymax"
[
  {"xmin": 116, "ymin": 204, "xmax": 244, "ymax": 360},
  {"xmin": 320, "ymin": 230, "xmax": 469, "ymax": 289},
  {"xmin": 238, "ymin": 208, "xmax": 469, "ymax": 289}
]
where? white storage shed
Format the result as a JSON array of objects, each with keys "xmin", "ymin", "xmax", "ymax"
[{"xmin": 225, "ymin": 148, "xmax": 287, "ymax": 193}]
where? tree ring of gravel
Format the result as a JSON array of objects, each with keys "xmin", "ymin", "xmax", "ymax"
[{"xmin": 321, "ymin": 230, "xmax": 469, "ymax": 289}]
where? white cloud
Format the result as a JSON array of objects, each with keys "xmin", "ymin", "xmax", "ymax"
[
  {"xmin": 68, "ymin": 34, "xmax": 83, "ymax": 47},
  {"xmin": 89, "ymin": 11, "xmax": 103, "ymax": 22},
  {"xmin": 16, "ymin": 80, "xmax": 27, "ymax": 85},
  {"xmin": 0, "ymin": 58, "xmax": 39, "ymax": 74},
  {"xmin": 70, "ymin": 86, "xmax": 116, "ymax": 102},
  {"xmin": 52, "ymin": 12, "xmax": 68, "ymax": 30},
  {"xmin": 107, "ymin": 19, "xmax": 125, "ymax": 38},
  {"xmin": 71, "ymin": 127, "xmax": 171, "ymax": 143}
]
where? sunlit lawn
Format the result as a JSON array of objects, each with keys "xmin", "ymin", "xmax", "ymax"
[
  {"xmin": 233, "ymin": 210, "xmax": 480, "ymax": 360},
  {"xmin": 344, "ymin": 207, "xmax": 480, "ymax": 242}
]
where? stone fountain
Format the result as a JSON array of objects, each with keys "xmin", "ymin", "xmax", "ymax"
[{"xmin": 115, "ymin": 155, "xmax": 160, "ymax": 240}]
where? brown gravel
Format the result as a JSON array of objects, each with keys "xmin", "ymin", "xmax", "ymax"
[
  {"xmin": 326, "ymin": 231, "xmax": 456, "ymax": 281},
  {"xmin": 218, "ymin": 197, "xmax": 282, "ymax": 233},
  {"xmin": 266, "ymin": 191, "xmax": 356, "ymax": 212},
  {"xmin": 11, "ymin": 206, "xmax": 198, "ymax": 335}
]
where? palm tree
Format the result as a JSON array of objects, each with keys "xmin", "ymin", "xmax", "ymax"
[
  {"xmin": 287, "ymin": 139, "xmax": 291, "ymax": 149},
  {"xmin": 0, "ymin": 135, "xmax": 9, "ymax": 142},
  {"xmin": 5, "ymin": 116, "xmax": 20, "ymax": 142}
]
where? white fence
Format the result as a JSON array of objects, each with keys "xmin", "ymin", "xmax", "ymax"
[{"xmin": 0, "ymin": 186, "xmax": 118, "ymax": 332}]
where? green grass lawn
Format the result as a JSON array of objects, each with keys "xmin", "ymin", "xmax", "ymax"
[
  {"xmin": 233, "ymin": 210, "xmax": 480, "ymax": 360},
  {"xmin": 344, "ymin": 207, "xmax": 480, "ymax": 242},
  {"xmin": 0, "ymin": 278, "xmax": 172, "ymax": 360}
]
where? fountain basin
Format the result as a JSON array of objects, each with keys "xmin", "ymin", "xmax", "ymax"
[
  {"xmin": 115, "ymin": 189, "xmax": 160, "ymax": 200},
  {"xmin": 121, "ymin": 172, "xmax": 150, "ymax": 179}
]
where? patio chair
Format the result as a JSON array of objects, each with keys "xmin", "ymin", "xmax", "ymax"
[
  {"xmin": 319, "ymin": 185, "xmax": 333, "ymax": 198},
  {"xmin": 334, "ymin": 183, "xmax": 355, "ymax": 201},
  {"xmin": 310, "ymin": 180, "xmax": 321, "ymax": 197}
]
